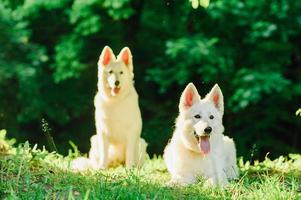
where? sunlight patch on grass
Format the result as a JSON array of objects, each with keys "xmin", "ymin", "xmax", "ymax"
[{"xmin": 0, "ymin": 139, "xmax": 300, "ymax": 199}]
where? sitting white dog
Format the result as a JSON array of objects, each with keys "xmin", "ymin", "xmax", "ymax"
[
  {"xmin": 164, "ymin": 83, "xmax": 238, "ymax": 186},
  {"xmin": 72, "ymin": 46, "xmax": 147, "ymax": 170}
]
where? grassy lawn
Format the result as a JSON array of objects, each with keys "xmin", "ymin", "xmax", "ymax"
[{"xmin": 0, "ymin": 134, "xmax": 300, "ymax": 199}]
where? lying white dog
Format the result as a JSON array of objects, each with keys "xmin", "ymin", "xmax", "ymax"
[
  {"xmin": 164, "ymin": 83, "xmax": 238, "ymax": 186},
  {"xmin": 72, "ymin": 46, "xmax": 147, "ymax": 170}
]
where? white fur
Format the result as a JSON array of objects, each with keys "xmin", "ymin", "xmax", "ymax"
[
  {"xmin": 72, "ymin": 46, "xmax": 147, "ymax": 170},
  {"xmin": 163, "ymin": 83, "xmax": 238, "ymax": 186}
]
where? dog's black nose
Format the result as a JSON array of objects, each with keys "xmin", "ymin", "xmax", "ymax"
[
  {"xmin": 204, "ymin": 127, "xmax": 212, "ymax": 134},
  {"xmin": 115, "ymin": 80, "xmax": 120, "ymax": 86}
]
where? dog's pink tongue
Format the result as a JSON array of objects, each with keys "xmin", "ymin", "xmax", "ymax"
[
  {"xmin": 199, "ymin": 136, "xmax": 210, "ymax": 155},
  {"xmin": 113, "ymin": 87, "xmax": 120, "ymax": 94}
]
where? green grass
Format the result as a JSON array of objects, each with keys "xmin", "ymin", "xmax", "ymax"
[{"xmin": 0, "ymin": 133, "xmax": 300, "ymax": 199}]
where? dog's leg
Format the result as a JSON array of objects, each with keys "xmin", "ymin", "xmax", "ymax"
[
  {"xmin": 223, "ymin": 136, "xmax": 239, "ymax": 180},
  {"xmin": 89, "ymin": 133, "xmax": 109, "ymax": 169},
  {"xmin": 204, "ymin": 170, "xmax": 228, "ymax": 187},
  {"xmin": 101, "ymin": 134, "xmax": 109, "ymax": 169},
  {"xmin": 214, "ymin": 164, "xmax": 229, "ymax": 186},
  {"xmin": 209, "ymin": 155, "xmax": 229, "ymax": 186},
  {"xmin": 216, "ymin": 168, "xmax": 229, "ymax": 186},
  {"xmin": 88, "ymin": 135, "xmax": 99, "ymax": 169},
  {"xmin": 125, "ymin": 137, "xmax": 138, "ymax": 168},
  {"xmin": 98, "ymin": 133, "xmax": 109, "ymax": 169},
  {"xmin": 135, "ymin": 138, "xmax": 147, "ymax": 167}
]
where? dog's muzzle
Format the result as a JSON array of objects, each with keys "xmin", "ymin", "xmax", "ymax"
[{"xmin": 193, "ymin": 131, "xmax": 210, "ymax": 140}]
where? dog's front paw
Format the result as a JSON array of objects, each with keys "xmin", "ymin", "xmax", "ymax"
[
  {"xmin": 167, "ymin": 179, "xmax": 189, "ymax": 187},
  {"xmin": 167, "ymin": 175, "xmax": 196, "ymax": 187},
  {"xmin": 203, "ymin": 177, "xmax": 229, "ymax": 188},
  {"xmin": 203, "ymin": 178, "xmax": 215, "ymax": 188},
  {"xmin": 166, "ymin": 179, "xmax": 181, "ymax": 187}
]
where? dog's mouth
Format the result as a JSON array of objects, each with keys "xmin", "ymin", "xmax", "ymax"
[
  {"xmin": 111, "ymin": 87, "xmax": 121, "ymax": 95},
  {"xmin": 194, "ymin": 131, "xmax": 210, "ymax": 155}
]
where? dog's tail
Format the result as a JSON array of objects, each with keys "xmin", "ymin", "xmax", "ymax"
[
  {"xmin": 136, "ymin": 138, "xmax": 148, "ymax": 167},
  {"xmin": 71, "ymin": 157, "xmax": 92, "ymax": 171},
  {"xmin": 71, "ymin": 134, "xmax": 100, "ymax": 171}
]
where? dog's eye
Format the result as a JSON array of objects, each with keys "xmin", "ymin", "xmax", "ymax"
[
  {"xmin": 194, "ymin": 114, "xmax": 201, "ymax": 119},
  {"xmin": 109, "ymin": 70, "xmax": 113, "ymax": 74},
  {"xmin": 120, "ymin": 71, "xmax": 123, "ymax": 75},
  {"xmin": 209, "ymin": 115, "xmax": 214, "ymax": 119}
]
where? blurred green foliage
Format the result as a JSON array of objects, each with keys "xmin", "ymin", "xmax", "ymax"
[{"xmin": 0, "ymin": 0, "xmax": 300, "ymax": 159}]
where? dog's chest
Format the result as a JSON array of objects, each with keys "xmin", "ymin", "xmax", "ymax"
[
  {"xmin": 95, "ymin": 92, "xmax": 142, "ymax": 140},
  {"xmin": 173, "ymin": 152, "xmax": 216, "ymax": 181},
  {"xmin": 180, "ymin": 144, "xmax": 225, "ymax": 178}
]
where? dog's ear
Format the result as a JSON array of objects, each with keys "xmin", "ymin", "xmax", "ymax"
[
  {"xmin": 98, "ymin": 46, "xmax": 115, "ymax": 67},
  {"xmin": 117, "ymin": 47, "xmax": 133, "ymax": 71},
  {"xmin": 206, "ymin": 84, "xmax": 224, "ymax": 114},
  {"xmin": 179, "ymin": 83, "xmax": 201, "ymax": 112}
]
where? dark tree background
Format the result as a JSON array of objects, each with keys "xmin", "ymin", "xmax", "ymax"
[{"xmin": 0, "ymin": 0, "xmax": 300, "ymax": 160}]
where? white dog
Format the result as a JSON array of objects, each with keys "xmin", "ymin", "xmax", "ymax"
[
  {"xmin": 164, "ymin": 83, "xmax": 238, "ymax": 186},
  {"xmin": 72, "ymin": 46, "xmax": 147, "ymax": 170}
]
